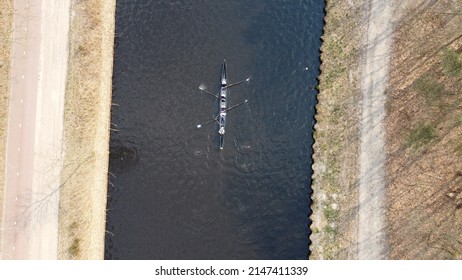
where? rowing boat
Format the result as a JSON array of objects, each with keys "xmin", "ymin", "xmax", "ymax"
[
  {"xmin": 218, "ymin": 60, "xmax": 228, "ymax": 149},
  {"xmin": 197, "ymin": 60, "xmax": 250, "ymax": 150}
]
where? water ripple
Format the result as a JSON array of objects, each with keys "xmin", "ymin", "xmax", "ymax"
[{"xmin": 106, "ymin": 0, "xmax": 323, "ymax": 260}]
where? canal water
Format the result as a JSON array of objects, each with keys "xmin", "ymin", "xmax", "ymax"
[{"xmin": 105, "ymin": 0, "xmax": 324, "ymax": 259}]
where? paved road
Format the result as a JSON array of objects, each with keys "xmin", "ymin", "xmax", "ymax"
[
  {"xmin": 1, "ymin": 0, "xmax": 70, "ymax": 259},
  {"xmin": 358, "ymin": 0, "xmax": 394, "ymax": 259}
]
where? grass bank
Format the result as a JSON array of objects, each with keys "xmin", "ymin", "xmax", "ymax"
[
  {"xmin": 310, "ymin": 0, "xmax": 366, "ymax": 259},
  {"xmin": 58, "ymin": 0, "xmax": 116, "ymax": 259},
  {"xmin": 0, "ymin": 0, "xmax": 13, "ymax": 252}
]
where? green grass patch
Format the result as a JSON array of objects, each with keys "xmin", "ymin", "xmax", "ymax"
[
  {"xmin": 324, "ymin": 204, "xmax": 339, "ymax": 222},
  {"xmin": 323, "ymin": 225, "xmax": 337, "ymax": 235},
  {"xmin": 441, "ymin": 48, "xmax": 462, "ymax": 77},
  {"xmin": 406, "ymin": 123, "xmax": 436, "ymax": 148},
  {"xmin": 325, "ymin": 38, "xmax": 345, "ymax": 57},
  {"xmin": 329, "ymin": 105, "xmax": 342, "ymax": 125},
  {"xmin": 414, "ymin": 76, "xmax": 444, "ymax": 103},
  {"xmin": 322, "ymin": 66, "xmax": 346, "ymax": 90},
  {"xmin": 312, "ymin": 227, "xmax": 320, "ymax": 234}
]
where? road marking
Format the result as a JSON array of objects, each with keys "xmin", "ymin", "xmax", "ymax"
[
  {"xmin": 18, "ymin": 147, "xmax": 21, "ymax": 152},
  {"xmin": 15, "ymin": 197, "xmax": 18, "ymax": 201},
  {"xmin": 20, "ymin": 99, "xmax": 23, "ymax": 103},
  {"xmin": 12, "ymin": 246, "xmax": 15, "ymax": 250},
  {"xmin": 21, "ymin": 75, "xmax": 24, "ymax": 79},
  {"xmin": 23, "ymin": 51, "xmax": 26, "ymax": 55},
  {"xmin": 16, "ymin": 172, "xmax": 19, "ymax": 176},
  {"xmin": 14, "ymin": 221, "xmax": 17, "ymax": 226},
  {"xmin": 25, "ymin": 27, "xmax": 27, "ymax": 31},
  {"xmin": 19, "ymin": 123, "xmax": 22, "ymax": 128}
]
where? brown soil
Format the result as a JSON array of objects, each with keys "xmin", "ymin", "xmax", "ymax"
[
  {"xmin": 58, "ymin": 0, "xmax": 116, "ymax": 259},
  {"xmin": 386, "ymin": 0, "xmax": 462, "ymax": 259}
]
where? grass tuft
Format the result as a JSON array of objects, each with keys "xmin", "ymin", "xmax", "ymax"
[
  {"xmin": 323, "ymin": 204, "xmax": 339, "ymax": 221},
  {"xmin": 441, "ymin": 48, "xmax": 462, "ymax": 77},
  {"xmin": 69, "ymin": 238, "xmax": 81, "ymax": 257},
  {"xmin": 406, "ymin": 123, "xmax": 436, "ymax": 148},
  {"xmin": 414, "ymin": 76, "xmax": 444, "ymax": 103},
  {"xmin": 323, "ymin": 225, "xmax": 337, "ymax": 235}
]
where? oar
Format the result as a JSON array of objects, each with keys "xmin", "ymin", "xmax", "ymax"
[
  {"xmin": 196, "ymin": 115, "xmax": 219, "ymax": 128},
  {"xmin": 224, "ymin": 77, "xmax": 251, "ymax": 89},
  {"xmin": 226, "ymin": 99, "xmax": 249, "ymax": 112},
  {"xmin": 198, "ymin": 84, "xmax": 218, "ymax": 98}
]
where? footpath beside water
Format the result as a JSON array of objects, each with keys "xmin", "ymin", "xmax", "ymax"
[{"xmin": 0, "ymin": 0, "xmax": 116, "ymax": 260}]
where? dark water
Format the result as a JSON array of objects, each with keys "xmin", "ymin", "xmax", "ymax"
[{"xmin": 105, "ymin": 0, "xmax": 324, "ymax": 260}]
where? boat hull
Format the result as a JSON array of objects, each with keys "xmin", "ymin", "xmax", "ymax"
[{"xmin": 218, "ymin": 60, "xmax": 228, "ymax": 149}]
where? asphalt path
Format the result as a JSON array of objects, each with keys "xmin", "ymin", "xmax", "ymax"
[{"xmin": 1, "ymin": 0, "xmax": 70, "ymax": 259}]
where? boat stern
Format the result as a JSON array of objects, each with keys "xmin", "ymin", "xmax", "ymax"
[
  {"xmin": 221, "ymin": 60, "xmax": 227, "ymax": 86},
  {"xmin": 219, "ymin": 135, "xmax": 224, "ymax": 150}
]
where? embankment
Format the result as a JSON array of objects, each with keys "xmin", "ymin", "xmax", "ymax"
[
  {"xmin": 310, "ymin": 0, "xmax": 366, "ymax": 259},
  {"xmin": 58, "ymin": 0, "xmax": 116, "ymax": 259}
]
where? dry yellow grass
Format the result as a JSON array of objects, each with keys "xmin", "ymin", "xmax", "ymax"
[
  {"xmin": 386, "ymin": 0, "xmax": 462, "ymax": 259},
  {"xmin": 58, "ymin": 0, "xmax": 116, "ymax": 259},
  {"xmin": 310, "ymin": 0, "xmax": 366, "ymax": 259},
  {"xmin": 0, "ymin": 0, "xmax": 14, "ymax": 252}
]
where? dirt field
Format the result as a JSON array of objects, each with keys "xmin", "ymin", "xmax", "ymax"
[
  {"xmin": 58, "ymin": 0, "xmax": 116, "ymax": 259},
  {"xmin": 386, "ymin": 0, "xmax": 462, "ymax": 259},
  {"xmin": 0, "ymin": 0, "xmax": 13, "ymax": 253}
]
